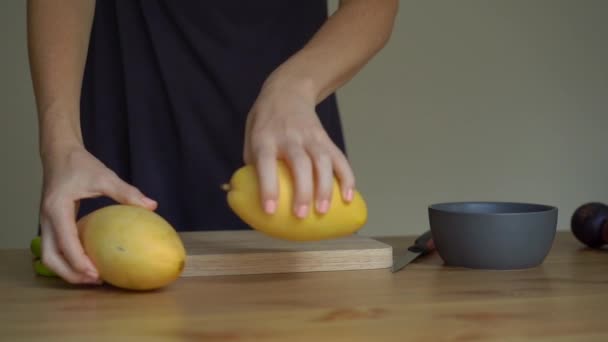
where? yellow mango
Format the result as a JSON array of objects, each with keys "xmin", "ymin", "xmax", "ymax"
[
  {"xmin": 223, "ymin": 161, "xmax": 368, "ymax": 241},
  {"xmin": 77, "ymin": 205, "xmax": 186, "ymax": 291}
]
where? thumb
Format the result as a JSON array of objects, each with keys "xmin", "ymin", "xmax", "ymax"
[{"xmin": 101, "ymin": 172, "xmax": 157, "ymax": 210}]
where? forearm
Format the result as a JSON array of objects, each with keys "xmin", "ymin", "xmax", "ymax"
[
  {"xmin": 27, "ymin": 0, "xmax": 95, "ymax": 159},
  {"xmin": 263, "ymin": 0, "xmax": 398, "ymax": 103}
]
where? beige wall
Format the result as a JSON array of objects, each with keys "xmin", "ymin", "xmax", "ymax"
[
  {"xmin": 1, "ymin": 1, "xmax": 43, "ymax": 249},
  {"xmin": 2, "ymin": 1, "xmax": 607, "ymax": 249}
]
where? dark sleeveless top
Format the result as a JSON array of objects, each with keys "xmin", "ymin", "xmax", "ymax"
[{"xmin": 77, "ymin": 1, "xmax": 347, "ymax": 231}]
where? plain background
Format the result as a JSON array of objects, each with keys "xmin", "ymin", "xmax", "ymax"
[{"xmin": 1, "ymin": 0, "xmax": 607, "ymax": 249}]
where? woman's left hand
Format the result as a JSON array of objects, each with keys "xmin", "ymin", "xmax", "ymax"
[{"xmin": 243, "ymin": 79, "xmax": 355, "ymax": 219}]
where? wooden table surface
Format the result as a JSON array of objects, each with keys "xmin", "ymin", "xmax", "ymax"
[{"xmin": 1, "ymin": 231, "xmax": 607, "ymax": 341}]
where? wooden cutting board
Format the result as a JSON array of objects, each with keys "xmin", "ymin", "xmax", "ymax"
[{"xmin": 178, "ymin": 230, "xmax": 393, "ymax": 277}]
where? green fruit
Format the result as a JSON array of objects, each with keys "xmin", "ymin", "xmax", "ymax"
[
  {"xmin": 33, "ymin": 259, "xmax": 57, "ymax": 277},
  {"xmin": 30, "ymin": 236, "xmax": 41, "ymax": 258}
]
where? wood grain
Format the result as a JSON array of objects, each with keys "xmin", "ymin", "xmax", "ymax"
[
  {"xmin": 179, "ymin": 230, "xmax": 393, "ymax": 276},
  {"xmin": 1, "ymin": 231, "xmax": 607, "ymax": 341}
]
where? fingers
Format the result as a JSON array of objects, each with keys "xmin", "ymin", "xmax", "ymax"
[
  {"xmin": 40, "ymin": 217, "xmax": 100, "ymax": 285},
  {"xmin": 286, "ymin": 145, "xmax": 313, "ymax": 218},
  {"xmin": 44, "ymin": 199, "xmax": 100, "ymax": 281},
  {"xmin": 252, "ymin": 141, "xmax": 353, "ymax": 219},
  {"xmin": 247, "ymin": 124, "xmax": 354, "ymax": 219},
  {"xmin": 254, "ymin": 144, "xmax": 279, "ymax": 214},
  {"xmin": 330, "ymin": 145, "xmax": 356, "ymax": 202},
  {"xmin": 99, "ymin": 171, "xmax": 157, "ymax": 210},
  {"xmin": 307, "ymin": 144, "xmax": 333, "ymax": 214}
]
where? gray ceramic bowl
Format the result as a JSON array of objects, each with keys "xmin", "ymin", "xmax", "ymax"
[{"xmin": 428, "ymin": 201, "xmax": 558, "ymax": 270}]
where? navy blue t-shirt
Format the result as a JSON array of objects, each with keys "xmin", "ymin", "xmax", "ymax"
[{"xmin": 77, "ymin": 1, "xmax": 347, "ymax": 231}]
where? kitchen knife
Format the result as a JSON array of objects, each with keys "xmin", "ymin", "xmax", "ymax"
[{"xmin": 391, "ymin": 230, "xmax": 435, "ymax": 273}]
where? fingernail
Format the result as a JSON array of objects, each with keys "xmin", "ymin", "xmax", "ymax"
[
  {"xmin": 345, "ymin": 189, "xmax": 354, "ymax": 202},
  {"xmin": 142, "ymin": 197, "xmax": 156, "ymax": 207},
  {"xmin": 295, "ymin": 205, "xmax": 308, "ymax": 218},
  {"xmin": 87, "ymin": 270, "xmax": 98, "ymax": 279},
  {"xmin": 264, "ymin": 200, "xmax": 276, "ymax": 214},
  {"xmin": 317, "ymin": 200, "xmax": 329, "ymax": 214}
]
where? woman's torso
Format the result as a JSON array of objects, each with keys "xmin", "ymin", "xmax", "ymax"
[{"xmin": 78, "ymin": 0, "xmax": 346, "ymax": 231}]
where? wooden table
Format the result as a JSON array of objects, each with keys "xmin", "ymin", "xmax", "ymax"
[{"xmin": 1, "ymin": 231, "xmax": 606, "ymax": 341}]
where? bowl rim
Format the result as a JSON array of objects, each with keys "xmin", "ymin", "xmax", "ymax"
[{"xmin": 428, "ymin": 201, "xmax": 558, "ymax": 216}]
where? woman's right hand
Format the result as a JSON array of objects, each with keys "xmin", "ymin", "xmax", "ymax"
[{"xmin": 39, "ymin": 145, "xmax": 157, "ymax": 284}]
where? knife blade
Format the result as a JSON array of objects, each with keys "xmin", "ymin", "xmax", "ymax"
[{"xmin": 391, "ymin": 230, "xmax": 435, "ymax": 273}]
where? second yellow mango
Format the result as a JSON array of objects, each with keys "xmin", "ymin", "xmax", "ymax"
[{"xmin": 224, "ymin": 161, "xmax": 368, "ymax": 241}]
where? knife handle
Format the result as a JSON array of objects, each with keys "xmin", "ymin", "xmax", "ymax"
[{"xmin": 408, "ymin": 230, "xmax": 435, "ymax": 255}]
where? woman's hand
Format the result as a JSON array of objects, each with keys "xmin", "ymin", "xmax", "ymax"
[
  {"xmin": 243, "ymin": 79, "xmax": 355, "ymax": 219},
  {"xmin": 242, "ymin": 0, "xmax": 397, "ymax": 219},
  {"xmin": 39, "ymin": 145, "xmax": 157, "ymax": 284}
]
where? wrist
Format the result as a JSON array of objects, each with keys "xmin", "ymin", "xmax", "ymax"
[
  {"xmin": 39, "ymin": 124, "xmax": 84, "ymax": 165},
  {"xmin": 38, "ymin": 108, "xmax": 84, "ymax": 157},
  {"xmin": 261, "ymin": 69, "xmax": 318, "ymax": 105},
  {"xmin": 40, "ymin": 139, "xmax": 84, "ymax": 164}
]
